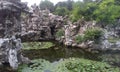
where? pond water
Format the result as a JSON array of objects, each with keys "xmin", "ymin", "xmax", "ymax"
[
  {"xmin": 22, "ymin": 45, "xmax": 120, "ymax": 67},
  {"xmin": 22, "ymin": 46, "xmax": 101, "ymax": 62},
  {"xmin": 0, "ymin": 45, "xmax": 120, "ymax": 72}
]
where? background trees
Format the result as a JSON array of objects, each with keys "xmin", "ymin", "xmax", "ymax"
[
  {"xmin": 93, "ymin": 0, "xmax": 120, "ymax": 25},
  {"xmin": 39, "ymin": 0, "xmax": 120, "ymax": 25},
  {"xmin": 39, "ymin": 0, "xmax": 54, "ymax": 12},
  {"xmin": 54, "ymin": 7, "xmax": 69, "ymax": 16}
]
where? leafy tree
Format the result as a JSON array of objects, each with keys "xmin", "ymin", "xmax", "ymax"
[
  {"xmin": 66, "ymin": 0, "xmax": 73, "ymax": 11},
  {"xmin": 82, "ymin": 2, "xmax": 97, "ymax": 21},
  {"xmin": 55, "ymin": 1, "xmax": 67, "ymax": 9},
  {"xmin": 55, "ymin": 0, "xmax": 73, "ymax": 11},
  {"xmin": 83, "ymin": 0, "xmax": 93, "ymax": 3},
  {"xmin": 39, "ymin": 0, "xmax": 120, "ymax": 26},
  {"xmin": 70, "ymin": 1, "xmax": 86, "ymax": 22},
  {"xmin": 70, "ymin": 1, "xmax": 96, "ymax": 22},
  {"xmin": 54, "ymin": 7, "xmax": 69, "ymax": 16},
  {"xmin": 39, "ymin": 0, "xmax": 54, "ymax": 12},
  {"xmin": 93, "ymin": 0, "xmax": 120, "ymax": 25}
]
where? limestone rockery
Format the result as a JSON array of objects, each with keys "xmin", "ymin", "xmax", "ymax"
[
  {"xmin": 0, "ymin": 0, "xmax": 64, "ymax": 69},
  {"xmin": 0, "ymin": 0, "xmax": 29, "ymax": 69}
]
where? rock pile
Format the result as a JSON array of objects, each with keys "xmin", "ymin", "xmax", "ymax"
[{"xmin": 0, "ymin": 0, "xmax": 29, "ymax": 69}]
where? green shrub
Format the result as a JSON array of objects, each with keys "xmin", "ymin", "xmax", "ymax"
[
  {"xmin": 18, "ymin": 59, "xmax": 51, "ymax": 72},
  {"xmin": 56, "ymin": 29, "xmax": 64, "ymax": 38},
  {"xmin": 75, "ymin": 35, "xmax": 84, "ymax": 43},
  {"xmin": 84, "ymin": 28, "xmax": 103, "ymax": 42},
  {"xmin": 53, "ymin": 58, "xmax": 120, "ymax": 72},
  {"xmin": 18, "ymin": 58, "xmax": 120, "ymax": 72}
]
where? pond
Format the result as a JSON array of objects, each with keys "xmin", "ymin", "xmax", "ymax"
[
  {"xmin": 22, "ymin": 46, "xmax": 101, "ymax": 61},
  {"xmin": 1, "ymin": 43, "xmax": 120, "ymax": 72}
]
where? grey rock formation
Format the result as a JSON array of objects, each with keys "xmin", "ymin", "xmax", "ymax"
[
  {"xmin": 0, "ymin": 0, "xmax": 29, "ymax": 69},
  {"xmin": 0, "ymin": 0, "xmax": 64, "ymax": 69},
  {"xmin": 21, "ymin": 7, "xmax": 64, "ymax": 42},
  {"xmin": 0, "ymin": 37, "xmax": 22, "ymax": 69}
]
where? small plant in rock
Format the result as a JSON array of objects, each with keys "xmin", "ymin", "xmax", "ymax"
[
  {"xmin": 75, "ymin": 35, "xmax": 84, "ymax": 43},
  {"xmin": 56, "ymin": 29, "xmax": 65, "ymax": 38},
  {"xmin": 84, "ymin": 28, "xmax": 103, "ymax": 42}
]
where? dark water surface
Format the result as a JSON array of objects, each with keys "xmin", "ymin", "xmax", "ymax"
[
  {"xmin": 22, "ymin": 46, "xmax": 101, "ymax": 61},
  {"xmin": 1, "ymin": 45, "xmax": 120, "ymax": 71}
]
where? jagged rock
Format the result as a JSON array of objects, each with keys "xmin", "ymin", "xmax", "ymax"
[
  {"xmin": 72, "ymin": 43, "xmax": 77, "ymax": 47},
  {"xmin": 21, "ymin": 6, "xmax": 64, "ymax": 42},
  {"xmin": 0, "ymin": 0, "xmax": 65, "ymax": 69},
  {"xmin": 0, "ymin": 0, "xmax": 29, "ymax": 69},
  {"xmin": 116, "ymin": 41, "xmax": 120, "ymax": 48},
  {"xmin": 78, "ymin": 42, "xmax": 88, "ymax": 48},
  {"xmin": 0, "ymin": 37, "xmax": 23, "ymax": 69}
]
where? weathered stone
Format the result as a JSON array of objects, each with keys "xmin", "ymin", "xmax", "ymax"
[
  {"xmin": 0, "ymin": 0, "xmax": 29, "ymax": 69},
  {"xmin": 0, "ymin": 37, "xmax": 22, "ymax": 69}
]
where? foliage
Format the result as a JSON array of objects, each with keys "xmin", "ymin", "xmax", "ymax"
[
  {"xmin": 39, "ymin": 0, "xmax": 54, "ymax": 12},
  {"xmin": 83, "ymin": 3, "xmax": 97, "ymax": 21},
  {"xmin": 66, "ymin": 0, "xmax": 73, "ymax": 11},
  {"xmin": 54, "ymin": 0, "xmax": 73, "ymax": 16},
  {"xmin": 55, "ymin": 0, "xmax": 73, "ymax": 11},
  {"xmin": 93, "ymin": 0, "xmax": 120, "ymax": 24},
  {"xmin": 75, "ymin": 35, "xmax": 84, "ymax": 43},
  {"xmin": 70, "ymin": 1, "xmax": 85, "ymax": 22},
  {"xmin": 55, "ymin": 29, "xmax": 64, "ymax": 38},
  {"xmin": 70, "ymin": 1, "xmax": 97, "ymax": 22},
  {"xmin": 53, "ymin": 58, "xmax": 120, "ymax": 72},
  {"xmin": 54, "ymin": 0, "xmax": 120, "ymax": 25},
  {"xmin": 23, "ymin": 42, "xmax": 54, "ymax": 50},
  {"xmin": 55, "ymin": 1, "xmax": 67, "ymax": 9},
  {"xmin": 18, "ymin": 59, "xmax": 51, "ymax": 72},
  {"xmin": 38, "ymin": 0, "xmax": 120, "ymax": 25},
  {"xmin": 18, "ymin": 58, "xmax": 120, "ymax": 72},
  {"xmin": 83, "ymin": 0, "xmax": 93, "ymax": 3},
  {"xmin": 54, "ymin": 7, "xmax": 69, "ymax": 16},
  {"xmin": 84, "ymin": 28, "xmax": 103, "ymax": 42},
  {"xmin": 75, "ymin": 28, "xmax": 103, "ymax": 43}
]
